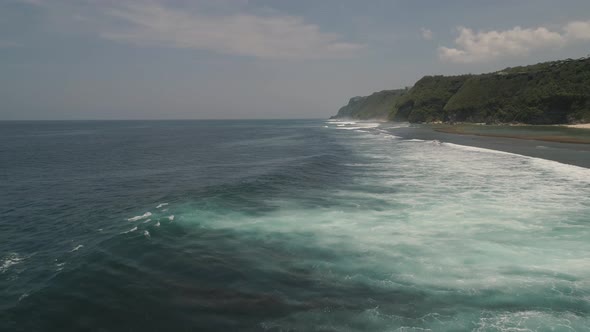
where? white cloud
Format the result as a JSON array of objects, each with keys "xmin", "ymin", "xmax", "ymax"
[
  {"xmin": 420, "ymin": 28, "xmax": 433, "ymax": 40},
  {"xmin": 100, "ymin": 3, "xmax": 364, "ymax": 59},
  {"xmin": 564, "ymin": 20, "xmax": 590, "ymax": 40},
  {"xmin": 439, "ymin": 20, "xmax": 590, "ymax": 63}
]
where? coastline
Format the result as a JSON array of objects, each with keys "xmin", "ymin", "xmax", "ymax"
[
  {"xmin": 424, "ymin": 122, "xmax": 590, "ymax": 145},
  {"xmin": 384, "ymin": 124, "xmax": 590, "ymax": 169},
  {"xmin": 565, "ymin": 123, "xmax": 590, "ymax": 129}
]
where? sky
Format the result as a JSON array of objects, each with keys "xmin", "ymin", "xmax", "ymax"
[{"xmin": 1, "ymin": 0, "xmax": 590, "ymax": 120}]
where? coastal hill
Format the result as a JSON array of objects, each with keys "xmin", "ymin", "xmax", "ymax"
[
  {"xmin": 330, "ymin": 89, "xmax": 406, "ymax": 120},
  {"xmin": 334, "ymin": 57, "xmax": 590, "ymax": 124}
]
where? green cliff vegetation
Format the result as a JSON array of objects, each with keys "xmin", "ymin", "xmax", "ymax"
[
  {"xmin": 390, "ymin": 75, "xmax": 470, "ymax": 123},
  {"xmin": 331, "ymin": 89, "xmax": 406, "ymax": 120},
  {"xmin": 333, "ymin": 57, "xmax": 590, "ymax": 124}
]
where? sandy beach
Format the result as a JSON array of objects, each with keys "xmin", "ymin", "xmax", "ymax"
[
  {"xmin": 430, "ymin": 123, "xmax": 590, "ymax": 145},
  {"xmin": 386, "ymin": 124, "xmax": 590, "ymax": 168},
  {"xmin": 565, "ymin": 123, "xmax": 590, "ymax": 129}
]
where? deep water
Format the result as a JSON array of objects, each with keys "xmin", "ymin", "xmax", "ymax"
[{"xmin": 1, "ymin": 120, "xmax": 589, "ymax": 331}]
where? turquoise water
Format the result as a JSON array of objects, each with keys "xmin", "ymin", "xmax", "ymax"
[{"xmin": 1, "ymin": 120, "xmax": 589, "ymax": 331}]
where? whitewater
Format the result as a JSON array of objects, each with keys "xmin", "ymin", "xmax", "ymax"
[{"xmin": 1, "ymin": 119, "xmax": 589, "ymax": 331}]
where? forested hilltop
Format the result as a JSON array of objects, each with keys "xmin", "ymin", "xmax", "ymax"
[
  {"xmin": 331, "ymin": 89, "xmax": 406, "ymax": 120},
  {"xmin": 333, "ymin": 57, "xmax": 590, "ymax": 124}
]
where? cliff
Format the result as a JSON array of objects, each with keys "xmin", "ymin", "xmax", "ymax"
[
  {"xmin": 334, "ymin": 57, "xmax": 590, "ymax": 124},
  {"xmin": 330, "ymin": 89, "xmax": 406, "ymax": 120},
  {"xmin": 389, "ymin": 75, "xmax": 470, "ymax": 123}
]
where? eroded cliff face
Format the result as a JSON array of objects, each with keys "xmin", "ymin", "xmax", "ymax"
[{"xmin": 334, "ymin": 57, "xmax": 590, "ymax": 124}]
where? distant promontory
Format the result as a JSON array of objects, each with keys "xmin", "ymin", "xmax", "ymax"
[{"xmin": 332, "ymin": 57, "xmax": 590, "ymax": 124}]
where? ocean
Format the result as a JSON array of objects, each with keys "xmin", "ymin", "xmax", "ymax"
[{"xmin": 1, "ymin": 119, "xmax": 589, "ymax": 331}]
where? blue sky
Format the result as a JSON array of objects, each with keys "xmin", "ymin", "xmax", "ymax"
[{"xmin": 2, "ymin": 0, "xmax": 590, "ymax": 120}]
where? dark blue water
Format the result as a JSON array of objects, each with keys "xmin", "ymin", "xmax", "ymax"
[
  {"xmin": 1, "ymin": 120, "xmax": 590, "ymax": 331},
  {"xmin": 0, "ymin": 120, "xmax": 351, "ymax": 331}
]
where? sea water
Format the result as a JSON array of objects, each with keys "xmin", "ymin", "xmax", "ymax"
[{"xmin": 1, "ymin": 120, "xmax": 589, "ymax": 331}]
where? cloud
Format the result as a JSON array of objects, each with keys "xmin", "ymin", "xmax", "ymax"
[
  {"xmin": 564, "ymin": 20, "xmax": 590, "ymax": 40},
  {"xmin": 100, "ymin": 2, "xmax": 364, "ymax": 59},
  {"xmin": 420, "ymin": 28, "xmax": 433, "ymax": 40},
  {"xmin": 439, "ymin": 20, "xmax": 590, "ymax": 63}
]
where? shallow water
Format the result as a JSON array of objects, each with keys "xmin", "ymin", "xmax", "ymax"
[{"xmin": 1, "ymin": 120, "xmax": 589, "ymax": 331}]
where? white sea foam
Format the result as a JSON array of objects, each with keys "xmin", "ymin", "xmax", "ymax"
[
  {"xmin": 127, "ymin": 212, "xmax": 152, "ymax": 222},
  {"xmin": 155, "ymin": 221, "xmax": 160, "ymax": 227},
  {"xmin": 336, "ymin": 126, "xmax": 364, "ymax": 130},
  {"xmin": 169, "ymin": 124, "xmax": 590, "ymax": 329},
  {"xmin": 168, "ymin": 215, "xmax": 175, "ymax": 221},
  {"xmin": 1, "ymin": 253, "xmax": 24, "ymax": 273},
  {"xmin": 142, "ymin": 219, "xmax": 152, "ymax": 224},
  {"xmin": 474, "ymin": 310, "xmax": 587, "ymax": 332},
  {"xmin": 122, "ymin": 226, "xmax": 137, "ymax": 234},
  {"xmin": 55, "ymin": 262, "xmax": 66, "ymax": 271},
  {"xmin": 359, "ymin": 122, "xmax": 381, "ymax": 128},
  {"xmin": 442, "ymin": 142, "xmax": 590, "ymax": 183},
  {"xmin": 529, "ymin": 156, "xmax": 590, "ymax": 184},
  {"xmin": 182, "ymin": 128, "xmax": 590, "ymax": 300},
  {"xmin": 70, "ymin": 245, "xmax": 84, "ymax": 252},
  {"xmin": 334, "ymin": 122, "xmax": 381, "ymax": 131},
  {"xmin": 332, "ymin": 121, "xmax": 357, "ymax": 126},
  {"xmin": 343, "ymin": 163, "xmax": 373, "ymax": 167},
  {"xmin": 143, "ymin": 230, "xmax": 150, "ymax": 238},
  {"xmin": 442, "ymin": 142, "xmax": 518, "ymax": 156},
  {"xmin": 379, "ymin": 133, "xmax": 401, "ymax": 139},
  {"xmin": 156, "ymin": 203, "xmax": 168, "ymax": 209},
  {"xmin": 380, "ymin": 123, "xmax": 410, "ymax": 129}
]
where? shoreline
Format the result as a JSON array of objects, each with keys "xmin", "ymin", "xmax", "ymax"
[
  {"xmin": 433, "ymin": 126, "xmax": 590, "ymax": 144},
  {"xmin": 386, "ymin": 124, "xmax": 590, "ymax": 169},
  {"xmin": 564, "ymin": 123, "xmax": 590, "ymax": 129}
]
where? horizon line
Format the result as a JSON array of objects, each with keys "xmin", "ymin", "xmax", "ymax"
[{"xmin": 0, "ymin": 117, "xmax": 328, "ymax": 122}]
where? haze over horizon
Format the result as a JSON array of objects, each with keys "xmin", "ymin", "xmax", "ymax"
[{"xmin": 2, "ymin": 0, "xmax": 590, "ymax": 120}]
